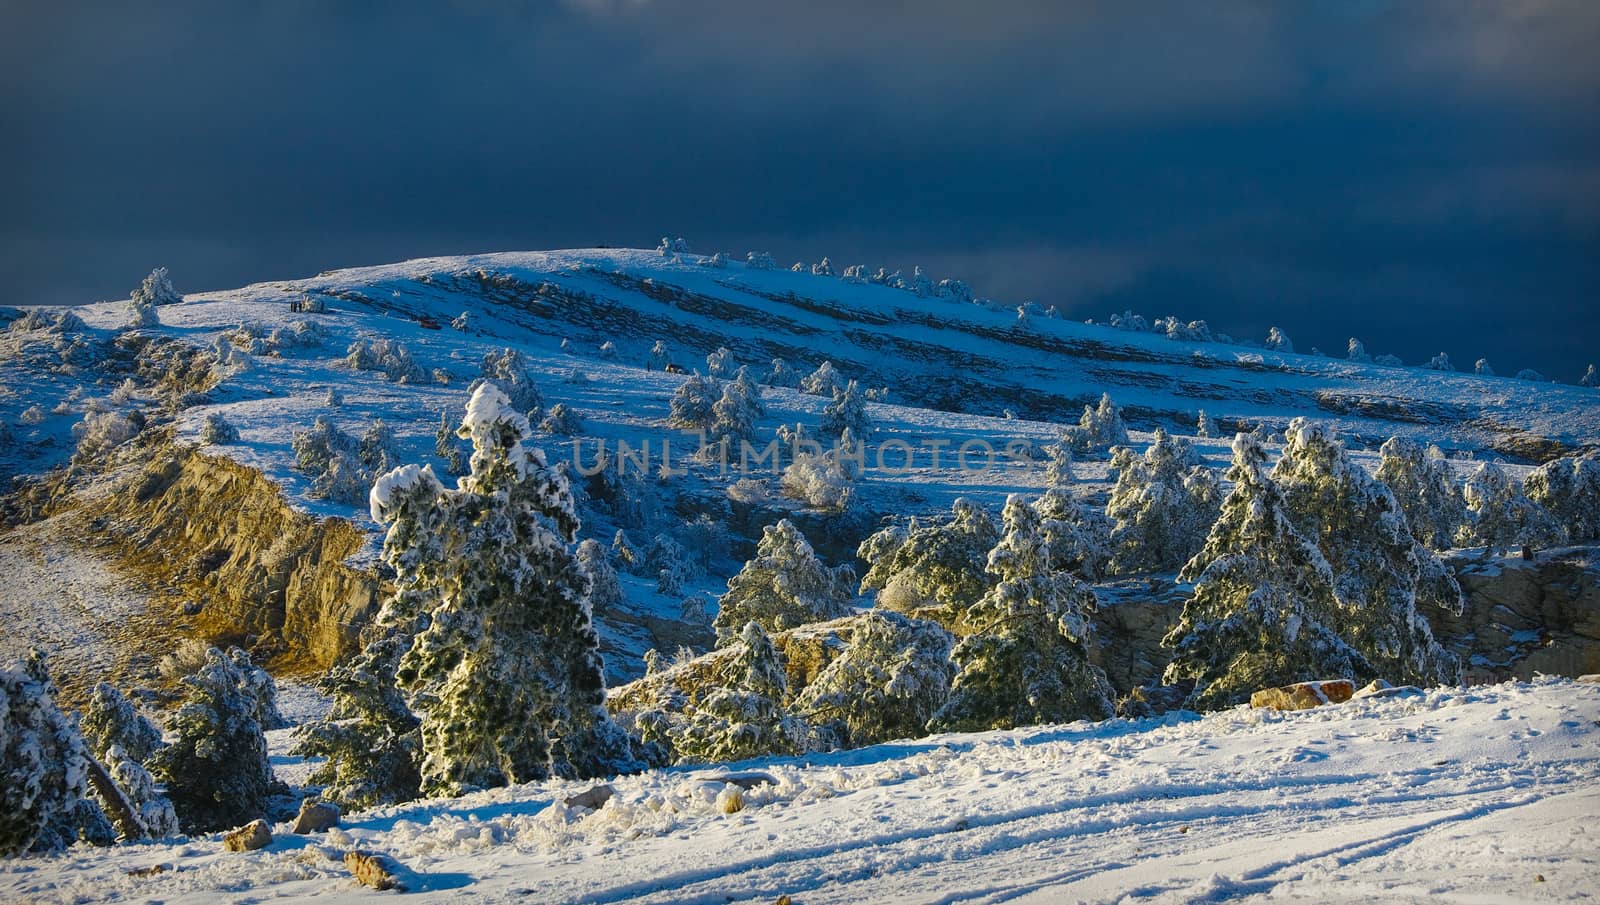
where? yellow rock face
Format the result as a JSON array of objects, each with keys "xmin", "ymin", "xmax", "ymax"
[{"xmin": 1249, "ymin": 679, "xmax": 1355, "ymax": 711}]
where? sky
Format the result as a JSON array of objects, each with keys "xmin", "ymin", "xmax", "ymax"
[{"xmin": 4, "ymin": 1, "xmax": 1597, "ymax": 380}]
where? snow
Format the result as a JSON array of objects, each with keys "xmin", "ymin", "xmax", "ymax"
[{"xmin": 2, "ymin": 677, "xmax": 1596, "ymax": 902}]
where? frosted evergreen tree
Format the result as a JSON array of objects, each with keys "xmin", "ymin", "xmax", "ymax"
[
  {"xmin": 1196, "ymin": 410, "xmax": 1213, "ymax": 438},
  {"xmin": 1162, "ymin": 434, "xmax": 1367, "ymax": 709},
  {"xmin": 646, "ymin": 340, "xmax": 671, "ymax": 371},
  {"xmin": 132, "ymin": 267, "xmax": 181, "ymax": 306},
  {"xmin": 858, "ymin": 498, "xmax": 998, "ymax": 629},
  {"xmin": 1460, "ymin": 460, "xmax": 1560, "ymax": 556},
  {"xmin": 476, "ymin": 347, "xmax": 543, "ymax": 415},
  {"xmin": 705, "ymin": 346, "xmax": 736, "ymax": 378},
  {"xmin": 199, "ymin": 412, "xmax": 239, "ymax": 445},
  {"xmin": 1347, "ymin": 337, "xmax": 1372, "ymax": 362},
  {"xmin": 324, "ymin": 387, "xmax": 343, "ymax": 407},
  {"xmin": 780, "ymin": 447, "xmax": 854, "ymax": 513},
  {"xmin": 800, "ymin": 360, "xmax": 845, "ymax": 397},
  {"xmin": 811, "ymin": 257, "xmax": 836, "ymax": 277},
  {"xmin": 1515, "ymin": 368, "xmax": 1547, "ymax": 382},
  {"xmin": 228, "ymin": 647, "xmax": 288, "ymax": 731},
  {"xmin": 1524, "ymin": 455, "xmax": 1600, "ymax": 544},
  {"xmin": 819, "ymin": 379, "xmax": 872, "ymax": 439},
  {"xmin": 1271, "ymin": 420, "xmax": 1460, "ymax": 687},
  {"xmin": 668, "ymin": 371, "xmax": 719, "ymax": 433},
  {"xmin": 1105, "ymin": 430, "xmax": 1219, "ymax": 575},
  {"xmin": 1265, "ymin": 327, "xmax": 1294, "ymax": 353},
  {"xmin": 766, "ymin": 357, "xmax": 799, "ymax": 388},
  {"xmin": 746, "ymin": 251, "xmax": 778, "ymax": 270},
  {"xmin": 80, "ymin": 682, "xmax": 163, "ymax": 765},
  {"xmin": 842, "ymin": 263, "xmax": 868, "ymax": 283},
  {"xmin": 373, "ymin": 384, "xmax": 640, "ymax": 794},
  {"xmin": 0, "ymin": 653, "xmax": 99, "ymax": 856},
  {"xmin": 435, "ymin": 409, "xmax": 466, "ymax": 475},
  {"xmin": 148, "ymin": 647, "xmax": 272, "ymax": 833},
  {"xmin": 672, "ymin": 622, "xmax": 805, "ymax": 764},
  {"xmin": 710, "ymin": 367, "xmax": 765, "ymax": 444},
  {"xmin": 127, "ymin": 295, "xmax": 159, "ymax": 329},
  {"xmin": 931, "ymin": 495, "xmax": 1114, "ymax": 732},
  {"xmin": 1474, "ymin": 358, "xmax": 1496, "ymax": 377},
  {"xmin": 1034, "ymin": 488, "xmax": 1113, "ymax": 581},
  {"xmin": 358, "ymin": 418, "xmax": 397, "ymax": 472},
  {"xmin": 1065, "ymin": 393, "xmax": 1130, "ymax": 455},
  {"xmin": 1375, "ymin": 437, "xmax": 1467, "ymax": 551},
  {"xmin": 598, "ymin": 340, "xmax": 619, "ymax": 360},
  {"xmin": 713, "ymin": 519, "xmax": 855, "ymax": 644},
  {"xmin": 540, "ymin": 402, "xmax": 584, "ymax": 435},
  {"xmin": 794, "ymin": 610, "xmax": 955, "ymax": 750},
  {"xmin": 577, "ymin": 539, "xmax": 624, "ymax": 612},
  {"xmin": 1582, "ymin": 364, "xmax": 1598, "ymax": 388},
  {"xmin": 104, "ymin": 746, "xmax": 179, "ymax": 840},
  {"xmin": 451, "ymin": 311, "xmax": 470, "ymax": 331},
  {"xmin": 1043, "ymin": 431, "xmax": 1075, "ymax": 488}
]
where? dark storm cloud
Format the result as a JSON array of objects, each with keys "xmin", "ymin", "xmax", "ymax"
[{"xmin": 4, "ymin": 1, "xmax": 1597, "ymax": 379}]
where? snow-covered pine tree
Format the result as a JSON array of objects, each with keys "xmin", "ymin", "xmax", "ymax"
[
  {"xmin": 800, "ymin": 360, "xmax": 845, "ymax": 397},
  {"xmin": 1043, "ymin": 431, "xmax": 1075, "ymax": 487},
  {"xmin": 710, "ymin": 368, "xmax": 765, "ymax": 444},
  {"xmin": 434, "ymin": 409, "xmax": 466, "ymax": 475},
  {"xmin": 475, "ymin": 347, "xmax": 543, "ymax": 416},
  {"xmin": 1162, "ymin": 434, "xmax": 1367, "ymax": 709},
  {"xmin": 1065, "ymin": 393, "xmax": 1130, "ymax": 455},
  {"xmin": 713, "ymin": 519, "xmax": 855, "ymax": 644},
  {"xmin": 80, "ymin": 682, "xmax": 164, "ymax": 765},
  {"xmin": 1033, "ymin": 488, "xmax": 1113, "ymax": 581},
  {"xmin": 227, "ymin": 647, "xmax": 288, "ymax": 731},
  {"xmin": 132, "ymin": 267, "xmax": 181, "ymax": 306},
  {"xmin": 811, "ymin": 257, "xmax": 836, "ymax": 277},
  {"xmin": 930, "ymin": 494, "xmax": 1115, "ymax": 732},
  {"xmin": 672, "ymin": 621, "xmax": 805, "ymax": 764},
  {"xmin": 199, "ymin": 412, "xmax": 238, "ymax": 445},
  {"xmin": 1474, "ymin": 358, "xmax": 1496, "ymax": 377},
  {"xmin": 1265, "ymin": 327, "xmax": 1294, "ymax": 353},
  {"xmin": 104, "ymin": 746, "xmax": 179, "ymax": 839},
  {"xmin": 1347, "ymin": 337, "xmax": 1372, "ymax": 362},
  {"xmin": 148, "ymin": 647, "xmax": 272, "ymax": 833},
  {"xmin": 1271, "ymin": 420, "xmax": 1460, "ymax": 687},
  {"xmin": 1583, "ymin": 364, "xmax": 1598, "ymax": 388},
  {"xmin": 1460, "ymin": 460, "xmax": 1561, "ymax": 556},
  {"xmin": 539, "ymin": 402, "xmax": 584, "ymax": 435},
  {"xmin": 1374, "ymin": 437, "xmax": 1467, "ymax": 551},
  {"xmin": 646, "ymin": 340, "xmax": 671, "ymax": 371},
  {"xmin": 1105, "ymin": 429, "xmax": 1219, "ymax": 575},
  {"xmin": 706, "ymin": 346, "xmax": 735, "ymax": 378},
  {"xmin": 373, "ymin": 384, "xmax": 640, "ymax": 794},
  {"xmin": 668, "ymin": 371, "xmax": 719, "ymax": 433},
  {"xmin": 819, "ymin": 380, "xmax": 872, "ymax": 439},
  {"xmin": 746, "ymin": 251, "xmax": 777, "ymax": 270},
  {"xmin": 127, "ymin": 295, "xmax": 159, "ymax": 329},
  {"xmin": 577, "ymin": 539, "xmax": 624, "ymax": 612},
  {"xmin": 857, "ymin": 498, "xmax": 999, "ymax": 629},
  {"xmin": 1524, "ymin": 455, "xmax": 1600, "ymax": 544},
  {"xmin": 1515, "ymin": 368, "xmax": 1547, "ymax": 382},
  {"xmin": 0, "ymin": 653, "xmax": 100, "ymax": 855},
  {"xmin": 358, "ymin": 418, "xmax": 397, "ymax": 472},
  {"xmin": 794, "ymin": 610, "xmax": 954, "ymax": 750},
  {"xmin": 766, "ymin": 357, "xmax": 799, "ymax": 388},
  {"xmin": 1196, "ymin": 410, "xmax": 1213, "ymax": 438},
  {"xmin": 1422, "ymin": 352, "xmax": 1454, "ymax": 371},
  {"xmin": 780, "ymin": 446, "xmax": 855, "ymax": 513}
]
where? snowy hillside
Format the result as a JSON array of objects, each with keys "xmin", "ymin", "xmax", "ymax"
[{"xmin": 4, "ymin": 677, "xmax": 1596, "ymax": 904}]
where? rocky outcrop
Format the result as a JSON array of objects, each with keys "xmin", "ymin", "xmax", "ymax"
[
  {"xmin": 1250, "ymin": 679, "xmax": 1355, "ymax": 711},
  {"xmin": 88, "ymin": 449, "xmax": 383, "ymax": 670},
  {"xmin": 1432, "ymin": 549, "xmax": 1600, "ymax": 682}
]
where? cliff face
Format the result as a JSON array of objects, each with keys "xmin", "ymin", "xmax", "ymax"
[
  {"xmin": 1436, "ymin": 551, "xmax": 1600, "ymax": 682},
  {"xmin": 90, "ymin": 450, "xmax": 383, "ymax": 670}
]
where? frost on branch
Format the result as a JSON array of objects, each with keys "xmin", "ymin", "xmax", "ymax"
[
  {"xmin": 713, "ymin": 519, "xmax": 855, "ymax": 644},
  {"xmin": 858, "ymin": 497, "xmax": 998, "ymax": 630}
]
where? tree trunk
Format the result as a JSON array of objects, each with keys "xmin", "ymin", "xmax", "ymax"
[{"xmin": 84, "ymin": 756, "xmax": 144, "ymax": 842}]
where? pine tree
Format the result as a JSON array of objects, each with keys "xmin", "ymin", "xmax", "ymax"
[
  {"xmin": 713, "ymin": 520, "xmax": 855, "ymax": 644},
  {"xmin": 1042, "ymin": 432, "xmax": 1075, "ymax": 487},
  {"xmin": 646, "ymin": 340, "xmax": 671, "ymax": 371},
  {"xmin": 1375, "ymin": 437, "xmax": 1467, "ymax": 551},
  {"xmin": 1265, "ymin": 327, "xmax": 1294, "ymax": 353},
  {"xmin": 1196, "ymin": 410, "xmax": 1213, "ymax": 438},
  {"xmin": 131, "ymin": 267, "xmax": 181, "ymax": 306},
  {"xmin": 577, "ymin": 539, "xmax": 624, "ymax": 612},
  {"xmin": 819, "ymin": 381, "xmax": 872, "ymax": 439},
  {"xmin": 858, "ymin": 498, "xmax": 998, "ymax": 629},
  {"xmin": 672, "ymin": 622, "xmax": 805, "ymax": 764},
  {"xmin": 1460, "ymin": 460, "xmax": 1561, "ymax": 556},
  {"xmin": 705, "ymin": 346, "xmax": 736, "ymax": 378},
  {"xmin": 1474, "ymin": 358, "xmax": 1496, "ymax": 377},
  {"xmin": 766, "ymin": 357, "xmax": 799, "ymax": 388},
  {"xmin": 80, "ymin": 682, "xmax": 164, "ymax": 765},
  {"xmin": 1065, "ymin": 393, "xmax": 1130, "ymax": 455},
  {"xmin": 800, "ymin": 361, "xmax": 845, "ymax": 397},
  {"xmin": 1105, "ymin": 430, "xmax": 1219, "ymax": 575},
  {"xmin": 668, "ymin": 372, "xmax": 720, "ymax": 433},
  {"xmin": 1524, "ymin": 455, "xmax": 1600, "ymax": 544},
  {"xmin": 710, "ymin": 368, "xmax": 765, "ymax": 444},
  {"xmin": 104, "ymin": 746, "xmax": 180, "ymax": 839},
  {"xmin": 931, "ymin": 495, "xmax": 1114, "ymax": 732},
  {"xmin": 794, "ymin": 611, "xmax": 954, "ymax": 750},
  {"xmin": 0, "ymin": 653, "xmax": 101, "ymax": 855},
  {"xmin": 200, "ymin": 412, "xmax": 239, "ymax": 445},
  {"xmin": 1162, "ymin": 434, "xmax": 1367, "ymax": 709},
  {"xmin": 372, "ymin": 384, "xmax": 639, "ymax": 795},
  {"xmin": 1272, "ymin": 420, "xmax": 1460, "ymax": 687},
  {"xmin": 1033, "ymin": 488, "xmax": 1113, "ymax": 581},
  {"xmin": 1582, "ymin": 364, "xmax": 1598, "ymax": 388},
  {"xmin": 228, "ymin": 647, "xmax": 288, "ymax": 731},
  {"xmin": 127, "ymin": 295, "xmax": 159, "ymax": 329},
  {"xmin": 148, "ymin": 647, "xmax": 272, "ymax": 833},
  {"xmin": 475, "ymin": 347, "xmax": 543, "ymax": 416}
]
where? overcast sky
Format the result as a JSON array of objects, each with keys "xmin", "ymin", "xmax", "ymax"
[{"xmin": 4, "ymin": 1, "xmax": 1596, "ymax": 378}]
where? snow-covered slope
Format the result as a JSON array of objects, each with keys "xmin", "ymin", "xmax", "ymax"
[{"xmin": 4, "ymin": 678, "xmax": 1596, "ymax": 904}]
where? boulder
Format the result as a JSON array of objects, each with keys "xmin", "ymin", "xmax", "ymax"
[
  {"xmin": 1250, "ymin": 679, "xmax": 1355, "ymax": 711},
  {"xmin": 222, "ymin": 819, "xmax": 272, "ymax": 852},
  {"xmin": 292, "ymin": 799, "xmax": 341, "ymax": 833},
  {"xmin": 345, "ymin": 850, "xmax": 401, "ymax": 890},
  {"xmin": 563, "ymin": 784, "xmax": 615, "ymax": 811}
]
